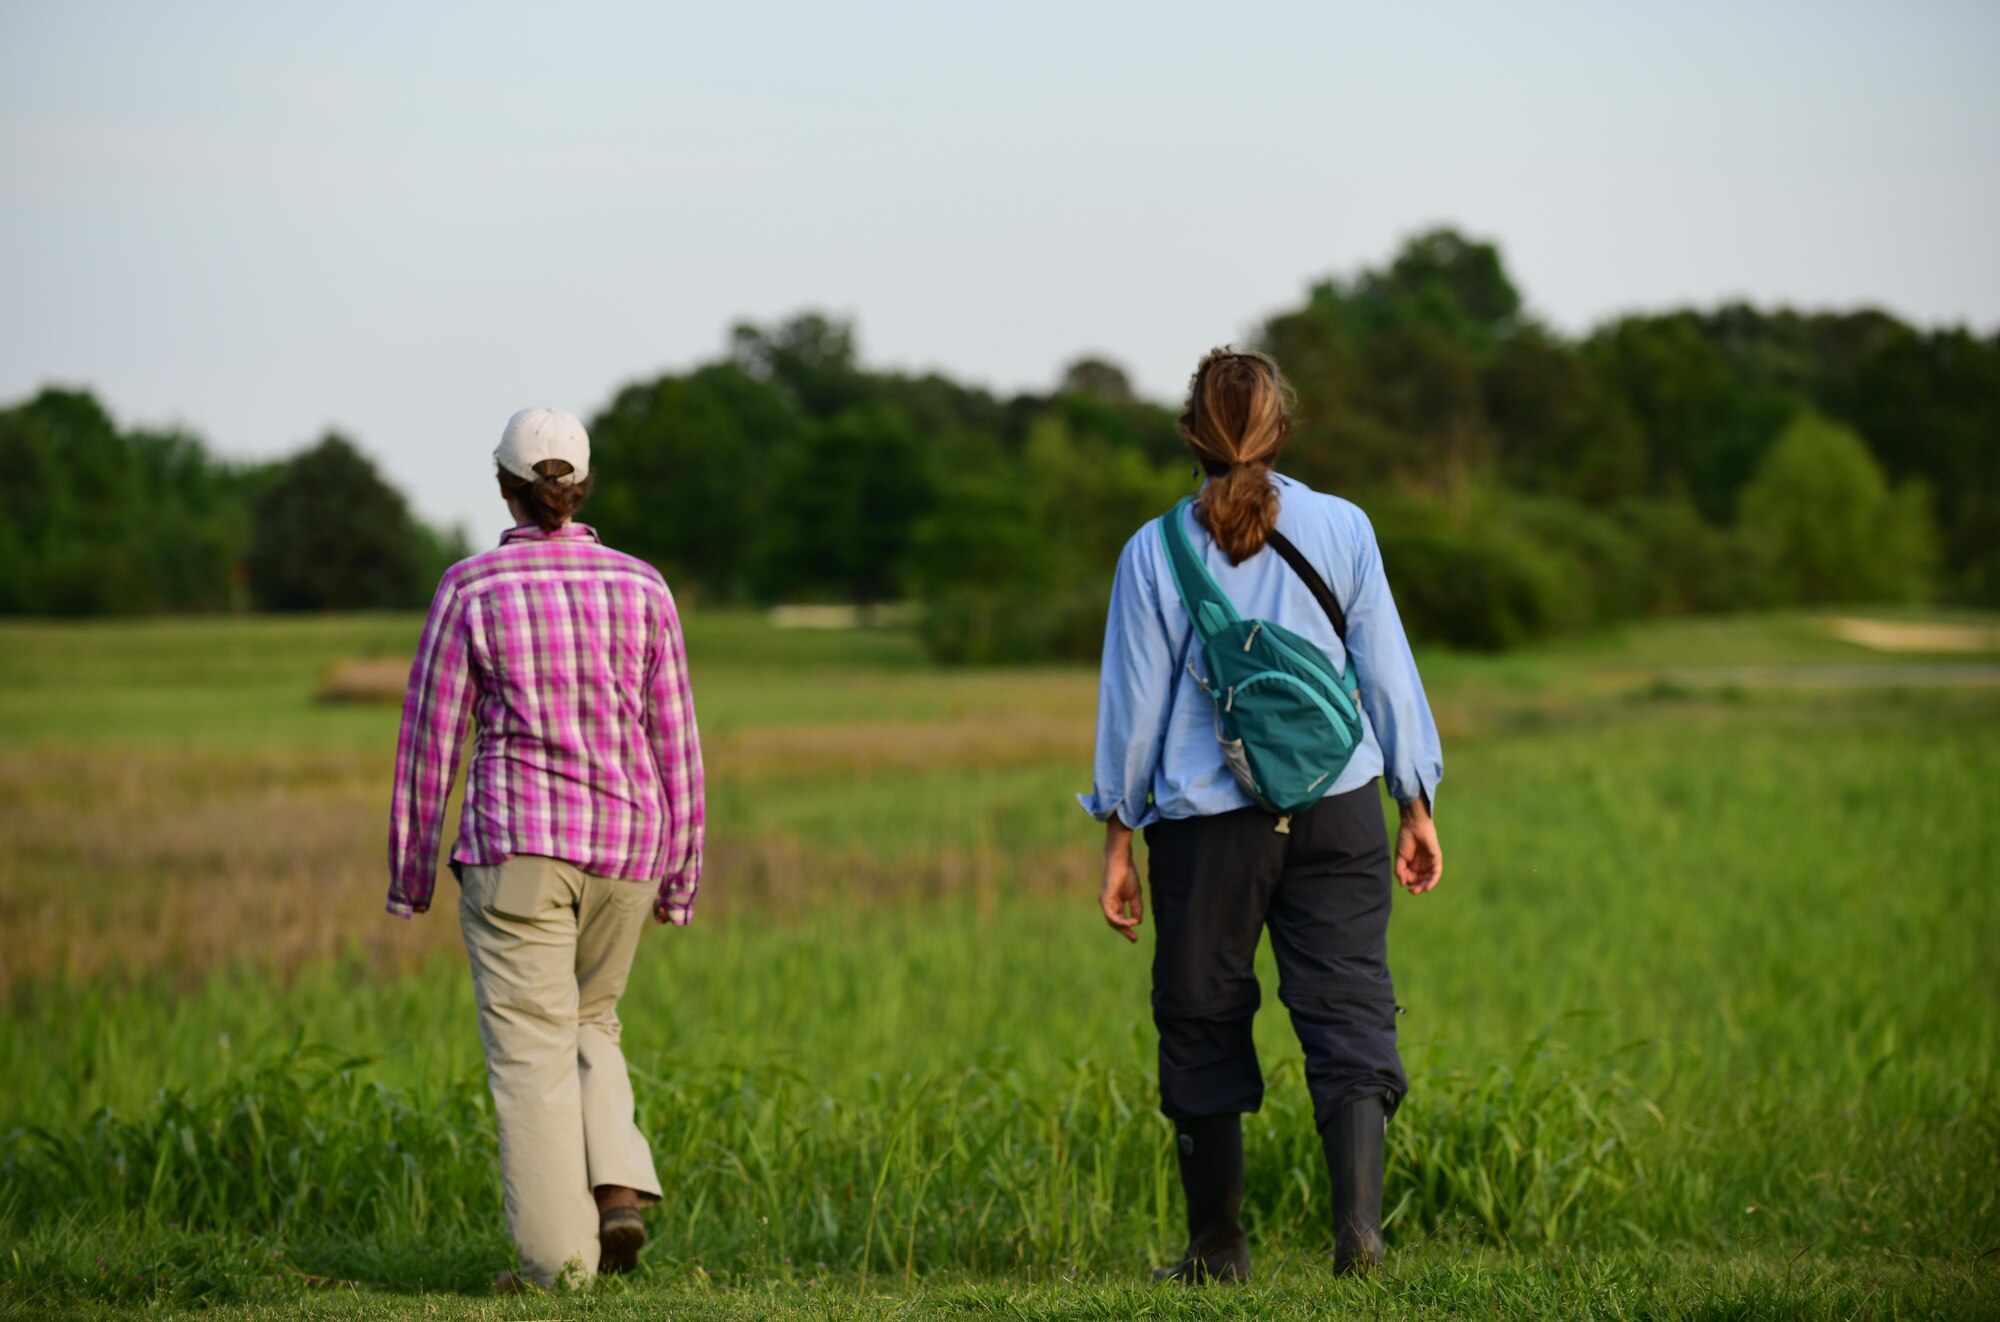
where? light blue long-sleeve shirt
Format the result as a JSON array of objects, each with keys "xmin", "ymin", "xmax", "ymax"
[{"xmin": 1079, "ymin": 473, "xmax": 1442, "ymax": 829}]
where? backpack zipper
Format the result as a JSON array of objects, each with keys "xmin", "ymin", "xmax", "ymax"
[
  {"xmin": 1258, "ymin": 630, "xmax": 1352, "ymax": 714},
  {"xmin": 1228, "ymin": 670, "xmax": 1349, "ymax": 730}
]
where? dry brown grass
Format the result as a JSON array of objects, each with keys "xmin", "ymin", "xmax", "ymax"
[
  {"xmin": 0, "ymin": 746, "xmax": 448, "ymax": 991},
  {"xmin": 0, "ymin": 702, "xmax": 1099, "ymax": 998},
  {"xmin": 717, "ymin": 711, "xmax": 1091, "ymax": 778}
]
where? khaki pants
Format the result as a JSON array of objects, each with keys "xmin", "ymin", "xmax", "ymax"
[{"xmin": 457, "ymin": 856, "xmax": 662, "ymax": 1288}]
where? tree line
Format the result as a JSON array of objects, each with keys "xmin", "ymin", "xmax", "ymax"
[
  {"xmin": 0, "ymin": 391, "xmax": 465, "ymax": 615},
  {"xmin": 2, "ymin": 227, "xmax": 1993, "ymax": 656}
]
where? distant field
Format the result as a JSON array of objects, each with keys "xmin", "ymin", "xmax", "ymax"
[{"xmin": 1, "ymin": 611, "xmax": 1996, "ymax": 1318}]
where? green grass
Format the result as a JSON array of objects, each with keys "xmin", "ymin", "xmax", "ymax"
[
  {"xmin": 1, "ymin": 611, "xmax": 1997, "ymax": 1318},
  {"xmin": 4, "ymin": 1243, "xmax": 1991, "ymax": 1320}
]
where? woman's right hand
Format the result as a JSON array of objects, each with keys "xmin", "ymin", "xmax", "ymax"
[{"xmin": 1099, "ymin": 819, "xmax": 1144, "ymax": 942}]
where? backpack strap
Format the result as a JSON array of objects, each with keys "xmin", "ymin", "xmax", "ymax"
[
  {"xmin": 1266, "ymin": 529, "xmax": 1348, "ymax": 644},
  {"xmin": 1157, "ymin": 496, "xmax": 1241, "ymax": 643}
]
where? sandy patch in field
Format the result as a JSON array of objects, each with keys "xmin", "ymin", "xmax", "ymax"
[
  {"xmin": 1824, "ymin": 617, "xmax": 2000, "ymax": 653},
  {"xmin": 315, "ymin": 657, "xmax": 410, "ymax": 704}
]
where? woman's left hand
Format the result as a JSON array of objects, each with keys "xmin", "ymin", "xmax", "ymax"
[
  {"xmin": 1099, "ymin": 819, "xmax": 1143, "ymax": 942},
  {"xmin": 1395, "ymin": 796, "xmax": 1443, "ymax": 895}
]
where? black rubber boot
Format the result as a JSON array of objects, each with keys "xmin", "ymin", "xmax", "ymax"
[
  {"xmin": 1152, "ymin": 1114, "xmax": 1250, "ymax": 1283},
  {"xmin": 1322, "ymin": 1094, "xmax": 1386, "ymax": 1274}
]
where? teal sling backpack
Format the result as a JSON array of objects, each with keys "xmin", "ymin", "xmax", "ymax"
[{"xmin": 1158, "ymin": 495, "xmax": 1366, "ymax": 833}]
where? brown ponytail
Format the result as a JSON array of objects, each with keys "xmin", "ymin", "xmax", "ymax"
[
  {"xmin": 1178, "ymin": 348, "xmax": 1295, "ymax": 562},
  {"xmin": 497, "ymin": 459, "xmax": 594, "ymax": 533}
]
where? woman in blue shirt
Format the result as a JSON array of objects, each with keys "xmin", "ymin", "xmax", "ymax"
[{"xmin": 1082, "ymin": 349, "xmax": 1444, "ymax": 1281}]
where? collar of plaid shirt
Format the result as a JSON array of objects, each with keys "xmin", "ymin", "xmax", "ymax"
[{"xmin": 499, "ymin": 521, "xmax": 601, "ymax": 545}]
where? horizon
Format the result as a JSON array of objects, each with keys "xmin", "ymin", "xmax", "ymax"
[{"xmin": 5, "ymin": 0, "xmax": 1997, "ymax": 543}]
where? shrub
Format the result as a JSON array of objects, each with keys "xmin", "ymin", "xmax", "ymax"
[
  {"xmin": 1612, "ymin": 496, "xmax": 1769, "ymax": 614},
  {"xmin": 1736, "ymin": 412, "xmax": 1938, "ymax": 604},
  {"xmin": 1506, "ymin": 495, "xmax": 1652, "ymax": 623},
  {"xmin": 1368, "ymin": 491, "xmax": 1595, "ymax": 651},
  {"xmin": 917, "ymin": 419, "xmax": 1184, "ymax": 665}
]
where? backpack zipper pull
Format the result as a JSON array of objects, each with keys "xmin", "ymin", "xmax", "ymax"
[
  {"xmin": 1224, "ymin": 685, "xmax": 1236, "ymax": 712},
  {"xmin": 1243, "ymin": 623, "xmax": 1262, "ymax": 652},
  {"xmin": 1274, "ymin": 815, "xmax": 1291, "ymax": 835}
]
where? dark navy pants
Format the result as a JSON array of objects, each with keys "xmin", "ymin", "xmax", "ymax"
[{"xmin": 1145, "ymin": 784, "xmax": 1406, "ymax": 1128}]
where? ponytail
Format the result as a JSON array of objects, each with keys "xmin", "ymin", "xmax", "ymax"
[
  {"xmin": 497, "ymin": 459, "xmax": 593, "ymax": 532},
  {"xmin": 1197, "ymin": 462, "xmax": 1282, "ymax": 563},
  {"xmin": 1177, "ymin": 348, "xmax": 1295, "ymax": 562}
]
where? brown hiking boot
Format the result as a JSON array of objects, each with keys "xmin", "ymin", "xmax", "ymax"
[{"xmin": 599, "ymin": 1205, "xmax": 646, "ymax": 1274}]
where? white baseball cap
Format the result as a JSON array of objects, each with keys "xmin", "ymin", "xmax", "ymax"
[{"xmin": 495, "ymin": 407, "xmax": 590, "ymax": 485}]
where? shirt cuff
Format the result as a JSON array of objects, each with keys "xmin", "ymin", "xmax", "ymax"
[
  {"xmin": 1388, "ymin": 771, "xmax": 1439, "ymax": 814},
  {"xmin": 656, "ymin": 858, "xmax": 700, "ymax": 925},
  {"xmin": 385, "ymin": 897, "xmax": 420, "ymax": 919},
  {"xmin": 1076, "ymin": 791, "xmax": 1158, "ymax": 830}
]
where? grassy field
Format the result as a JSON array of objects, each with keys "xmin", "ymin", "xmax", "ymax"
[{"xmin": 1, "ymin": 610, "xmax": 1996, "ymax": 1319}]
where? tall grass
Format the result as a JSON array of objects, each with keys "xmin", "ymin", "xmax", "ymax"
[
  {"xmin": 1, "ymin": 614, "xmax": 1996, "ymax": 1310},
  {"xmin": 1, "ymin": 1030, "xmax": 1676, "ymax": 1275},
  {"xmin": 4, "ymin": 991, "xmax": 1991, "ymax": 1300}
]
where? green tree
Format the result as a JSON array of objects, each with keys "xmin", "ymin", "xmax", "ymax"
[
  {"xmin": 1049, "ymin": 356, "xmax": 1184, "ymax": 468},
  {"xmin": 1584, "ymin": 313, "xmax": 1798, "ymax": 521},
  {"xmin": 916, "ymin": 415, "xmax": 1186, "ymax": 664},
  {"xmin": 1485, "ymin": 327, "xmax": 1647, "ymax": 504},
  {"xmin": 1258, "ymin": 228, "xmax": 1521, "ymax": 493},
  {"xmin": 1346, "ymin": 227, "xmax": 1522, "ymax": 349},
  {"xmin": 913, "ymin": 475, "xmax": 1064, "ymax": 664},
  {"xmin": 1350, "ymin": 325, "xmax": 1491, "ymax": 488},
  {"xmin": 1059, "ymin": 356, "xmax": 1137, "ymax": 406},
  {"xmin": 589, "ymin": 363, "xmax": 803, "ymax": 602},
  {"xmin": 1260, "ymin": 284, "xmax": 1369, "ymax": 491},
  {"xmin": 0, "ymin": 389, "xmax": 242, "ymax": 614},
  {"xmin": 759, "ymin": 405, "xmax": 936, "ymax": 605},
  {"xmin": 1736, "ymin": 413, "xmax": 1936, "ymax": 604},
  {"xmin": 730, "ymin": 313, "xmax": 871, "ymax": 418},
  {"xmin": 1833, "ymin": 326, "xmax": 2000, "ymax": 602},
  {"xmin": 246, "ymin": 434, "xmax": 429, "ymax": 611}
]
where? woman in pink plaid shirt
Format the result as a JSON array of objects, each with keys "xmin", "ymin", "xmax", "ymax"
[{"xmin": 387, "ymin": 407, "xmax": 704, "ymax": 1292}]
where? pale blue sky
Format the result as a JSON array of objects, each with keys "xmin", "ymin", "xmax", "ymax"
[{"xmin": 3, "ymin": 0, "xmax": 1996, "ymax": 542}]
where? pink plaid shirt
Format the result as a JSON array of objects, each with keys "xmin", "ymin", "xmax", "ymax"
[{"xmin": 387, "ymin": 523, "xmax": 705, "ymax": 924}]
